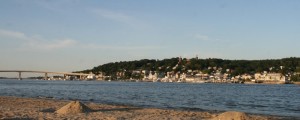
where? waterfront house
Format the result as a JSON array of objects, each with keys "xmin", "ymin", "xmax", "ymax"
[
  {"xmin": 255, "ymin": 72, "xmax": 287, "ymax": 83},
  {"xmin": 241, "ymin": 74, "xmax": 252, "ymax": 80}
]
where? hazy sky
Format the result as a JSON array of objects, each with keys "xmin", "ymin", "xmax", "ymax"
[{"xmin": 0, "ymin": 0, "xmax": 300, "ymax": 73}]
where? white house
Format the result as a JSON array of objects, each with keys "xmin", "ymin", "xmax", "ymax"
[{"xmin": 255, "ymin": 73, "xmax": 286, "ymax": 83}]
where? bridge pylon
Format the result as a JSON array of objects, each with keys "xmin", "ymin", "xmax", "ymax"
[
  {"xmin": 44, "ymin": 73, "xmax": 48, "ymax": 80},
  {"xmin": 18, "ymin": 72, "xmax": 22, "ymax": 80}
]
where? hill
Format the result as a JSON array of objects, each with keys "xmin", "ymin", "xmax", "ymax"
[{"xmin": 78, "ymin": 57, "xmax": 300, "ymax": 81}]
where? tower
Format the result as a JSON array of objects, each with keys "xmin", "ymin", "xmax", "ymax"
[{"xmin": 178, "ymin": 56, "xmax": 182, "ymax": 64}]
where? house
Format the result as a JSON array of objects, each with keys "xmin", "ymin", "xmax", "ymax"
[
  {"xmin": 96, "ymin": 72, "xmax": 105, "ymax": 80},
  {"xmin": 241, "ymin": 74, "xmax": 252, "ymax": 80},
  {"xmin": 143, "ymin": 71, "xmax": 157, "ymax": 81},
  {"xmin": 255, "ymin": 72, "xmax": 287, "ymax": 83}
]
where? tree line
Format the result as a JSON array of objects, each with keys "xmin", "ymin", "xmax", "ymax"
[{"xmin": 78, "ymin": 57, "xmax": 300, "ymax": 81}]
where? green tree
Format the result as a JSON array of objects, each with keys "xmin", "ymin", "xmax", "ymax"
[{"xmin": 290, "ymin": 75, "xmax": 300, "ymax": 82}]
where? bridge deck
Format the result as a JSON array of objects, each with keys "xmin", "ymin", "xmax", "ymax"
[{"xmin": 0, "ymin": 70, "xmax": 92, "ymax": 76}]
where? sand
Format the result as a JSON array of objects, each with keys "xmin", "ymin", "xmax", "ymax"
[
  {"xmin": 55, "ymin": 101, "xmax": 92, "ymax": 115},
  {"xmin": 0, "ymin": 96, "xmax": 281, "ymax": 120},
  {"xmin": 211, "ymin": 111, "xmax": 250, "ymax": 120}
]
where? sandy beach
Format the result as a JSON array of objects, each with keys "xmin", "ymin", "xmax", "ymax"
[{"xmin": 0, "ymin": 96, "xmax": 285, "ymax": 120}]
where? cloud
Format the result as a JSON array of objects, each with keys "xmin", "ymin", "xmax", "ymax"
[
  {"xmin": 193, "ymin": 34, "xmax": 222, "ymax": 42},
  {"xmin": 90, "ymin": 8, "xmax": 148, "ymax": 28},
  {"xmin": 1, "ymin": 28, "xmax": 164, "ymax": 55},
  {"xmin": 24, "ymin": 38, "xmax": 77, "ymax": 50},
  {"xmin": 0, "ymin": 29, "xmax": 27, "ymax": 40},
  {"xmin": 0, "ymin": 29, "xmax": 77, "ymax": 50},
  {"xmin": 194, "ymin": 34, "xmax": 209, "ymax": 41},
  {"xmin": 83, "ymin": 43, "xmax": 162, "ymax": 51},
  {"xmin": 0, "ymin": 29, "xmax": 157, "ymax": 52}
]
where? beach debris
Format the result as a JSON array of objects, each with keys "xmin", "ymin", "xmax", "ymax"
[
  {"xmin": 55, "ymin": 101, "xmax": 92, "ymax": 114},
  {"xmin": 211, "ymin": 111, "xmax": 250, "ymax": 120}
]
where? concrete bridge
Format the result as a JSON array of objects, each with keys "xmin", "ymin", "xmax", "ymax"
[{"xmin": 0, "ymin": 70, "xmax": 93, "ymax": 80}]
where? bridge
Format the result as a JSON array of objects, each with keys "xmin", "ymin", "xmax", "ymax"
[{"xmin": 0, "ymin": 70, "xmax": 94, "ymax": 80}]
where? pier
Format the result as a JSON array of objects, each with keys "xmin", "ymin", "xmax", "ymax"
[{"xmin": 0, "ymin": 70, "xmax": 93, "ymax": 80}]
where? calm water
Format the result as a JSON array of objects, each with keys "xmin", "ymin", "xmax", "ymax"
[{"xmin": 0, "ymin": 79, "xmax": 299, "ymax": 118}]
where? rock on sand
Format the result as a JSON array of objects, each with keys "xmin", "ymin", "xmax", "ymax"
[
  {"xmin": 211, "ymin": 111, "xmax": 250, "ymax": 120},
  {"xmin": 55, "ymin": 101, "xmax": 92, "ymax": 115}
]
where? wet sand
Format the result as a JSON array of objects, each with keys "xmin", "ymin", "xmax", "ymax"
[{"xmin": 0, "ymin": 96, "xmax": 282, "ymax": 120}]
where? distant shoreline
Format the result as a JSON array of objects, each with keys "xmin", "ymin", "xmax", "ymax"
[{"xmin": 0, "ymin": 78, "xmax": 298, "ymax": 85}]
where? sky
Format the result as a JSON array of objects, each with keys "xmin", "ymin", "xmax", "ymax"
[{"xmin": 0, "ymin": 0, "xmax": 300, "ymax": 74}]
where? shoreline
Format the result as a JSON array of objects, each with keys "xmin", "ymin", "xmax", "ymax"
[
  {"xmin": 1, "ymin": 78, "xmax": 298, "ymax": 85},
  {"xmin": 0, "ymin": 96, "xmax": 291, "ymax": 120}
]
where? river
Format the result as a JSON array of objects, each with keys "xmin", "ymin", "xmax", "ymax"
[{"xmin": 0, "ymin": 79, "xmax": 299, "ymax": 118}]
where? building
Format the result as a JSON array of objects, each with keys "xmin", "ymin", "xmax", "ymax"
[{"xmin": 255, "ymin": 73, "xmax": 287, "ymax": 83}]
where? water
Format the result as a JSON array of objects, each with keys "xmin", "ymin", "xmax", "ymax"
[{"xmin": 0, "ymin": 79, "xmax": 299, "ymax": 118}]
